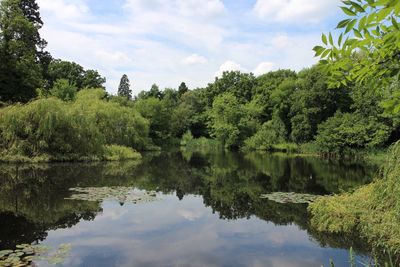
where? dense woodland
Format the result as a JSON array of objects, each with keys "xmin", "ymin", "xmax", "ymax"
[
  {"xmin": 0, "ymin": 0, "xmax": 399, "ymax": 162},
  {"xmin": 1, "ymin": 0, "xmax": 400, "ymax": 263}
]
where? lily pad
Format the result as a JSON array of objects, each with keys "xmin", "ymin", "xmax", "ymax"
[
  {"xmin": 260, "ymin": 192, "xmax": 320, "ymax": 204},
  {"xmin": 65, "ymin": 187, "xmax": 158, "ymax": 204},
  {"xmin": 0, "ymin": 243, "xmax": 71, "ymax": 266}
]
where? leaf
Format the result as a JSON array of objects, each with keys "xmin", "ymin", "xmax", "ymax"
[
  {"xmin": 350, "ymin": 1, "xmax": 365, "ymax": 12},
  {"xmin": 329, "ymin": 32, "xmax": 334, "ymax": 45},
  {"xmin": 322, "ymin": 33, "xmax": 328, "ymax": 45},
  {"xmin": 392, "ymin": 16, "xmax": 399, "ymax": 30},
  {"xmin": 340, "ymin": 6, "xmax": 357, "ymax": 16},
  {"xmin": 353, "ymin": 29, "xmax": 362, "ymax": 38},
  {"xmin": 337, "ymin": 19, "xmax": 351, "ymax": 28},
  {"xmin": 313, "ymin": 46, "xmax": 325, "ymax": 57},
  {"xmin": 338, "ymin": 33, "xmax": 343, "ymax": 46},
  {"xmin": 321, "ymin": 48, "xmax": 331, "ymax": 58},
  {"xmin": 345, "ymin": 19, "xmax": 357, "ymax": 33},
  {"xmin": 358, "ymin": 16, "xmax": 366, "ymax": 30}
]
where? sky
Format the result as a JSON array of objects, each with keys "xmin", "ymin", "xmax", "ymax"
[{"xmin": 36, "ymin": 0, "xmax": 345, "ymax": 95}]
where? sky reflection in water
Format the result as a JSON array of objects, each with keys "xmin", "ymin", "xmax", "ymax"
[
  {"xmin": 43, "ymin": 195, "xmax": 353, "ymax": 267},
  {"xmin": 0, "ymin": 150, "xmax": 377, "ymax": 267}
]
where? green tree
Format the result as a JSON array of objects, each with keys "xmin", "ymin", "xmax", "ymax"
[
  {"xmin": 0, "ymin": 0, "xmax": 45, "ymax": 102},
  {"xmin": 81, "ymin": 69, "xmax": 106, "ymax": 89},
  {"xmin": 148, "ymin": 84, "xmax": 163, "ymax": 99},
  {"xmin": 171, "ymin": 90, "xmax": 207, "ymax": 138},
  {"xmin": 208, "ymin": 92, "xmax": 250, "ymax": 148},
  {"xmin": 253, "ymin": 69, "xmax": 297, "ymax": 122},
  {"xmin": 178, "ymin": 82, "xmax": 189, "ymax": 97},
  {"xmin": 205, "ymin": 71, "xmax": 256, "ymax": 106},
  {"xmin": 289, "ymin": 66, "xmax": 351, "ymax": 143},
  {"xmin": 134, "ymin": 97, "xmax": 171, "ymax": 144},
  {"xmin": 18, "ymin": 0, "xmax": 52, "ymax": 80},
  {"xmin": 117, "ymin": 74, "xmax": 132, "ymax": 99},
  {"xmin": 315, "ymin": 112, "xmax": 390, "ymax": 154},
  {"xmin": 47, "ymin": 59, "xmax": 105, "ymax": 90},
  {"xmin": 49, "ymin": 79, "xmax": 77, "ymax": 101}
]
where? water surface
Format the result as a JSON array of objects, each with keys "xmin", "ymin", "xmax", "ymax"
[{"xmin": 0, "ymin": 149, "xmax": 379, "ymax": 266}]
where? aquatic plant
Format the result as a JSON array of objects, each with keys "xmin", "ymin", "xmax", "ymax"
[
  {"xmin": 66, "ymin": 187, "xmax": 158, "ymax": 204},
  {"xmin": 0, "ymin": 243, "xmax": 71, "ymax": 266},
  {"xmin": 325, "ymin": 247, "xmax": 395, "ymax": 267},
  {"xmin": 310, "ymin": 142, "xmax": 400, "ymax": 258},
  {"xmin": 260, "ymin": 192, "xmax": 320, "ymax": 204}
]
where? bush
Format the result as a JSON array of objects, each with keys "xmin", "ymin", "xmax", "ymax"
[
  {"xmin": 315, "ymin": 112, "xmax": 391, "ymax": 155},
  {"xmin": 244, "ymin": 121, "xmax": 284, "ymax": 150},
  {"xmin": 309, "ymin": 141, "xmax": 400, "ymax": 256},
  {"xmin": 0, "ymin": 89, "xmax": 152, "ymax": 162},
  {"xmin": 0, "ymin": 98, "xmax": 104, "ymax": 160},
  {"xmin": 103, "ymin": 145, "xmax": 141, "ymax": 161},
  {"xmin": 74, "ymin": 89, "xmax": 151, "ymax": 150},
  {"xmin": 49, "ymin": 79, "xmax": 78, "ymax": 101},
  {"xmin": 180, "ymin": 130, "xmax": 194, "ymax": 146}
]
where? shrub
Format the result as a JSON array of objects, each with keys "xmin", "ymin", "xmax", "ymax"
[
  {"xmin": 49, "ymin": 79, "xmax": 78, "ymax": 101},
  {"xmin": 74, "ymin": 89, "xmax": 151, "ymax": 150},
  {"xmin": 244, "ymin": 121, "xmax": 284, "ymax": 150},
  {"xmin": 103, "ymin": 145, "xmax": 141, "ymax": 161},
  {"xmin": 0, "ymin": 89, "xmax": 152, "ymax": 162},
  {"xmin": 309, "ymin": 141, "xmax": 400, "ymax": 256},
  {"xmin": 0, "ymin": 98, "xmax": 104, "ymax": 160},
  {"xmin": 180, "ymin": 130, "xmax": 194, "ymax": 146},
  {"xmin": 315, "ymin": 112, "xmax": 391, "ymax": 155}
]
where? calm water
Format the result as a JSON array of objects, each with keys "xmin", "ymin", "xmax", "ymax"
[{"xmin": 0, "ymin": 149, "xmax": 379, "ymax": 267}]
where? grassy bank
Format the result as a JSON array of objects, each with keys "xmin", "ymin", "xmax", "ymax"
[
  {"xmin": 309, "ymin": 141, "xmax": 400, "ymax": 260},
  {"xmin": 0, "ymin": 145, "xmax": 142, "ymax": 163}
]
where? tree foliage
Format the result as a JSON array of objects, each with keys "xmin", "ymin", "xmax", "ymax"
[
  {"xmin": 0, "ymin": 0, "xmax": 46, "ymax": 102},
  {"xmin": 315, "ymin": 112, "xmax": 390, "ymax": 154},
  {"xmin": 47, "ymin": 59, "xmax": 106, "ymax": 90},
  {"xmin": 0, "ymin": 89, "xmax": 150, "ymax": 161},
  {"xmin": 314, "ymin": 0, "xmax": 400, "ymax": 88},
  {"xmin": 117, "ymin": 74, "xmax": 132, "ymax": 99}
]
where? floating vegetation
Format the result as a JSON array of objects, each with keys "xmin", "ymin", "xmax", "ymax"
[
  {"xmin": 65, "ymin": 187, "xmax": 158, "ymax": 204},
  {"xmin": 260, "ymin": 192, "xmax": 320, "ymax": 204},
  {"xmin": 0, "ymin": 243, "xmax": 71, "ymax": 266}
]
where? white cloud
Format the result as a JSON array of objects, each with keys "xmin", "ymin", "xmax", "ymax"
[
  {"xmin": 124, "ymin": 0, "xmax": 225, "ymax": 18},
  {"xmin": 95, "ymin": 50, "xmax": 132, "ymax": 66},
  {"xmin": 253, "ymin": 0, "xmax": 338, "ymax": 23},
  {"xmin": 37, "ymin": 0, "xmax": 89, "ymax": 20},
  {"xmin": 271, "ymin": 34, "xmax": 290, "ymax": 47},
  {"xmin": 36, "ymin": 0, "xmax": 338, "ymax": 95},
  {"xmin": 253, "ymin": 62, "xmax": 274, "ymax": 76},
  {"xmin": 182, "ymin": 54, "xmax": 208, "ymax": 65},
  {"xmin": 215, "ymin": 60, "xmax": 246, "ymax": 77}
]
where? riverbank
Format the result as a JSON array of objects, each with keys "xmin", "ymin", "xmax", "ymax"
[
  {"xmin": 182, "ymin": 137, "xmax": 388, "ymax": 165},
  {"xmin": 309, "ymin": 141, "xmax": 400, "ymax": 260},
  {"xmin": 0, "ymin": 145, "xmax": 141, "ymax": 163}
]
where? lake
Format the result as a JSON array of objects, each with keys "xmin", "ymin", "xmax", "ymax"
[{"xmin": 0, "ymin": 148, "xmax": 379, "ymax": 267}]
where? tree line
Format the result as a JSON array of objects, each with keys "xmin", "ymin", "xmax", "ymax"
[{"xmin": 0, "ymin": 0, "xmax": 399, "ymax": 162}]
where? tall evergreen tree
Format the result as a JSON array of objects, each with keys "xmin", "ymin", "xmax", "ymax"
[
  {"xmin": 118, "ymin": 74, "xmax": 132, "ymax": 99},
  {"xmin": 0, "ymin": 0, "xmax": 49, "ymax": 102},
  {"xmin": 178, "ymin": 82, "xmax": 189, "ymax": 97}
]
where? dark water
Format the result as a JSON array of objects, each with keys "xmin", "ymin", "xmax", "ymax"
[{"xmin": 0, "ymin": 149, "xmax": 379, "ymax": 266}]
